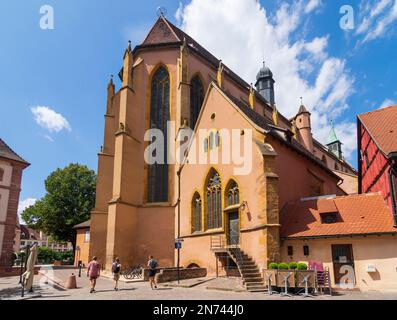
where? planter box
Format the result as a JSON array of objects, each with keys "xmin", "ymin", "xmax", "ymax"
[
  {"xmin": 276, "ymin": 270, "xmax": 296, "ymax": 288},
  {"xmin": 295, "ymin": 270, "xmax": 316, "ymax": 288},
  {"xmin": 262, "ymin": 269, "xmax": 277, "ymax": 285}
]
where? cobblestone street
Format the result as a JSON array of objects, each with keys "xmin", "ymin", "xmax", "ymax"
[{"xmin": 1, "ymin": 268, "xmax": 397, "ymax": 300}]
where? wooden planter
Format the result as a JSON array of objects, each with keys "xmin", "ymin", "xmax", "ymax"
[
  {"xmin": 262, "ymin": 269, "xmax": 278, "ymax": 286},
  {"xmin": 276, "ymin": 270, "xmax": 296, "ymax": 288},
  {"xmin": 295, "ymin": 270, "xmax": 316, "ymax": 288}
]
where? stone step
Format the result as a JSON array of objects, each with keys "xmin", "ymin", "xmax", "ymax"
[
  {"xmin": 247, "ymin": 288, "xmax": 267, "ymax": 293},
  {"xmin": 247, "ymin": 286, "xmax": 267, "ymax": 292},
  {"xmin": 242, "ymin": 273, "xmax": 262, "ymax": 279},
  {"xmin": 244, "ymin": 280, "xmax": 264, "ymax": 285}
]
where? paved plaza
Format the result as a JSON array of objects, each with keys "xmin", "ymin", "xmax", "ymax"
[{"xmin": 1, "ymin": 267, "xmax": 397, "ymax": 300}]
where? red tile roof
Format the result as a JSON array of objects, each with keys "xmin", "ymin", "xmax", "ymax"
[
  {"xmin": 0, "ymin": 138, "xmax": 29, "ymax": 165},
  {"xmin": 358, "ymin": 105, "xmax": 397, "ymax": 157},
  {"xmin": 280, "ymin": 193, "xmax": 397, "ymax": 239}
]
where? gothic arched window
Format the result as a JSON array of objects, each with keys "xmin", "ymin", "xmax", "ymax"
[
  {"xmin": 226, "ymin": 180, "xmax": 240, "ymax": 206},
  {"xmin": 206, "ymin": 170, "xmax": 222, "ymax": 229},
  {"xmin": 192, "ymin": 192, "xmax": 202, "ymax": 233},
  {"xmin": 190, "ymin": 76, "xmax": 204, "ymax": 129},
  {"xmin": 147, "ymin": 66, "xmax": 170, "ymax": 203}
]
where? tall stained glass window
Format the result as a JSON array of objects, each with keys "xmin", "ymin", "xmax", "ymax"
[
  {"xmin": 227, "ymin": 181, "xmax": 240, "ymax": 206},
  {"xmin": 206, "ymin": 171, "xmax": 222, "ymax": 229},
  {"xmin": 190, "ymin": 76, "xmax": 204, "ymax": 129},
  {"xmin": 192, "ymin": 193, "xmax": 202, "ymax": 232},
  {"xmin": 148, "ymin": 67, "xmax": 170, "ymax": 203}
]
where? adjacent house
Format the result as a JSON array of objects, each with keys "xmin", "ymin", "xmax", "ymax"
[
  {"xmin": 0, "ymin": 138, "xmax": 29, "ymax": 268},
  {"xmin": 357, "ymin": 105, "xmax": 397, "ymax": 226},
  {"xmin": 280, "ymin": 193, "xmax": 397, "ymax": 290}
]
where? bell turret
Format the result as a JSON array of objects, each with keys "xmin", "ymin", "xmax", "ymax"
[{"xmin": 255, "ymin": 61, "xmax": 275, "ymax": 105}]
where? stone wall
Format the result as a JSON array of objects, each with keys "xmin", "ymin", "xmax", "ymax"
[{"xmin": 154, "ymin": 268, "xmax": 207, "ymax": 283}]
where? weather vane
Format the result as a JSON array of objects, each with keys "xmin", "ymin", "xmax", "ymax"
[{"xmin": 156, "ymin": 6, "xmax": 167, "ymax": 17}]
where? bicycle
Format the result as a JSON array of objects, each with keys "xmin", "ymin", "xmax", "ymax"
[{"xmin": 123, "ymin": 265, "xmax": 143, "ymax": 279}]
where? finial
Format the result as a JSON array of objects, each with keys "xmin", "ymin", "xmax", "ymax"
[
  {"xmin": 156, "ymin": 6, "xmax": 167, "ymax": 17},
  {"xmin": 300, "ymin": 97, "xmax": 303, "ymax": 105},
  {"xmin": 128, "ymin": 40, "xmax": 131, "ymax": 50},
  {"xmin": 263, "ymin": 60, "xmax": 265, "ymax": 67}
]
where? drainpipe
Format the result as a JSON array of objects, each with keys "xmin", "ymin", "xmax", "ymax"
[
  {"xmin": 177, "ymin": 167, "xmax": 181, "ymax": 284},
  {"xmin": 387, "ymin": 156, "xmax": 397, "ymax": 227}
]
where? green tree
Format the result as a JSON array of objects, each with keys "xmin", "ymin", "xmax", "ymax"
[{"xmin": 22, "ymin": 163, "xmax": 96, "ymax": 252}]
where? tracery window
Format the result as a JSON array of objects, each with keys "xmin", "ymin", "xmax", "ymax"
[
  {"xmin": 192, "ymin": 193, "xmax": 202, "ymax": 232},
  {"xmin": 206, "ymin": 171, "xmax": 222, "ymax": 229},
  {"xmin": 190, "ymin": 76, "xmax": 204, "ymax": 129},
  {"xmin": 227, "ymin": 181, "xmax": 240, "ymax": 206},
  {"xmin": 147, "ymin": 66, "xmax": 170, "ymax": 203}
]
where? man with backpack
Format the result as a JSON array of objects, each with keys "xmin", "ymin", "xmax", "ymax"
[
  {"xmin": 147, "ymin": 255, "xmax": 158, "ymax": 290},
  {"xmin": 112, "ymin": 257, "xmax": 121, "ymax": 291}
]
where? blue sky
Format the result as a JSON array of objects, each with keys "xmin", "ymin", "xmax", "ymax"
[{"xmin": 0, "ymin": 0, "xmax": 396, "ymax": 213}]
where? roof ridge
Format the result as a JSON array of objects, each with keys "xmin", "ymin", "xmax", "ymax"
[
  {"xmin": 359, "ymin": 104, "xmax": 397, "ymax": 118},
  {"xmin": 0, "ymin": 138, "xmax": 29, "ymax": 164}
]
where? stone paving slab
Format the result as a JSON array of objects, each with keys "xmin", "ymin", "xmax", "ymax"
[
  {"xmin": 162, "ymin": 277, "xmax": 216, "ymax": 288},
  {"xmin": 2, "ymin": 270, "xmax": 397, "ymax": 300}
]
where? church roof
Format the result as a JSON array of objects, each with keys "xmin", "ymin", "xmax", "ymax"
[
  {"xmin": 73, "ymin": 219, "xmax": 91, "ymax": 230},
  {"xmin": 328, "ymin": 126, "xmax": 339, "ymax": 144},
  {"xmin": 280, "ymin": 193, "xmax": 397, "ymax": 239},
  {"xmin": 256, "ymin": 62, "xmax": 273, "ymax": 80},
  {"xmin": 297, "ymin": 104, "xmax": 309, "ymax": 114},
  {"xmin": 0, "ymin": 138, "xmax": 29, "ymax": 166},
  {"xmin": 358, "ymin": 104, "xmax": 397, "ymax": 157},
  {"xmin": 216, "ymin": 85, "xmax": 342, "ymax": 182}
]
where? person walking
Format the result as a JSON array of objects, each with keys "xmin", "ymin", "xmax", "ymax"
[
  {"xmin": 87, "ymin": 256, "xmax": 101, "ymax": 293},
  {"xmin": 147, "ymin": 255, "xmax": 158, "ymax": 290},
  {"xmin": 112, "ymin": 257, "xmax": 121, "ymax": 291}
]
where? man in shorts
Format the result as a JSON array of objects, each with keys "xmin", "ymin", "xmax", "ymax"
[
  {"xmin": 87, "ymin": 256, "xmax": 101, "ymax": 293},
  {"xmin": 112, "ymin": 257, "xmax": 121, "ymax": 291},
  {"xmin": 147, "ymin": 255, "xmax": 158, "ymax": 290}
]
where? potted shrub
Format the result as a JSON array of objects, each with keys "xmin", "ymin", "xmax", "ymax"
[
  {"xmin": 297, "ymin": 262, "xmax": 308, "ymax": 270},
  {"xmin": 277, "ymin": 262, "xmax": 289, "ymax": 270},
  {"xmin": 288, "ymin": 262, "xmax": 298, "ymax": 270},
  {"xmin": 268, "ymin": 262, "xmax": 278, "ymax": 270}
]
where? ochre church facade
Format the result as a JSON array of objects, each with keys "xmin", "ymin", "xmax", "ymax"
[{"xmin": 89, "ymin": 16, "xmax": 357, "ymax": 276}]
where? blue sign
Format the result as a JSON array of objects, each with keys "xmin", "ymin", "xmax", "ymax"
[{"xmin": 175, "ymin": 241, "xmax": 182, "ymax": 249}]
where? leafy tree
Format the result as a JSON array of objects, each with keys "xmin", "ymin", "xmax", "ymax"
[{"xmin": 22, "ymin": 163, "xmax": 96, "ymax": 252}]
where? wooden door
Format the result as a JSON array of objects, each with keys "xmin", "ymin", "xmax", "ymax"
[
  {"xmin": 227, "ymin": 211, "xmax": 240, "ymax": 246},
  {"xmin": 331, "ymin": 244, "xmax": 355, "ymax": 285}
]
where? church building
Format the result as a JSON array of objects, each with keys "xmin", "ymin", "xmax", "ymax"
[{"xmin": 89, "ymin": 16, "xmax": 358, "ymax": 278}]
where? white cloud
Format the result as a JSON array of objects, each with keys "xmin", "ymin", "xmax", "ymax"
[
  {"xmin": 44, "ymin": 135, "xmax": 54, "ymax": 142},
  {"xmin": 357, "ymin": 0, "xmax": 397, "ymax": 43},
  {"xmin": 18, "ymin": 198, "xmax": 37, "ymax": 223},
  {"xmin": 175, "ymin": 0, "xmax": 356, "ymax": 160},
  {"xmin": 31, "ymin": 106, "xmax": 71, "ymax": 133},
  {"xmin": 380, "ymin": 98, "xmax": 396, "ymax": 108},
  {"xmin": 305, "ymin": 0, "xmax": 322, "ymax": 14}
]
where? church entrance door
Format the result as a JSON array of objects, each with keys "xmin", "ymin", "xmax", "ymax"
[{"xmin": 227, "ymin": 211, "xmax": 240, "ymax": 246}]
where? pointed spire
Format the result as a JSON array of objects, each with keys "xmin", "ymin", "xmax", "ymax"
[
  {"xmin": 108, "ymin": 74, "xmax": 114, "ymax": 86},
  {"xmin": 122, "ymin": 40, "xmax": 134, "ymax": 87},
  {"xmin": 297, "ymin": 97, "xmax": 309, "ymax": 114},
  {"xmin": 217, "ymin": 60, "xmax": 223, "ymax": 88},
  {"xmin": 107, "ymin": 74, "xmax": 115, "ymax": 95},
  {"xmin": 328, "ymin": 119, "xmax": 339, "ymax": 143},
  {"xmin": 248, "ymin": 83, "xmax": 255, "ymax": 108}
]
